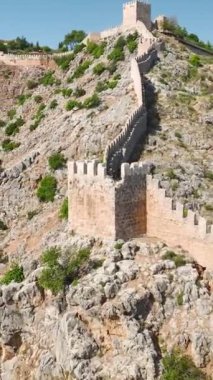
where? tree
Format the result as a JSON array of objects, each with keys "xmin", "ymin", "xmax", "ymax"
[{"xmin": 63, "ymin": 30, "xmax": 86, "ymax": 50}]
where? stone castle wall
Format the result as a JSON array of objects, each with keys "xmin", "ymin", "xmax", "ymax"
[
  {"xmin": 68, "ymin": 162, "xmax": 147, "ymax": 240},
  {"xmin": 146, "ymin": 176, "xmax": 213, "ymax": 268}
]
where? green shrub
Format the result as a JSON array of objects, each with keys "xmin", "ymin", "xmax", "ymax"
[
  {"xmin": 205, "ymin": 204, "xmax": 213, "ymax": 211},
  {"xmin": 5, "ymin": 117, "xmax": 24, "ymax": 136},
  {"xmin": 0, "ymin": 263, "xmax": 24, "ymax": 285},
  {"xmin": 37, "ymin": 175, "xmax": 57, "ymax": 202},
  {"xmin": 83, "ymin": 93, "xmax": 100, "ymax": 109},
  {"xmin": 166, "ymin": 169, "xmax": 177, "ymax": 180},
  {"xmin": 73, "ymin": 43, "xmax": 85, "ymax": 54},
  {"xmin": 2, "ymin": 139, "xmax": 20, "ymax": 151},
  {"xmin": 87, "ymin": 41, "xmax": 106, "ymax": 58},
  {"xmin": 127, "ymin": 40, "xmax": 138, "ymax": 53},
  {"xmin": 40, "ymin": 71, "xmax": 56, "ymax": 86},
  {"xmin": 204, "ymin": 170, "xmax": 213, "ymax": 180},
  {"xmin": 189, "ymin": 54, "xmax": 201, "ymax": 67},
  {"xmin": 93, "ymin": 62, "xmax": 106, "ymax": 75},
  {"xmin": 0, "ymin": 220, "xmax": 8, "ymax": 230},
  {"xmin": 183, "ymin": 208, "xmax": 188, "ymax": 218},
  {"xmin": 59, "ymin": 198, "xmax": 68, "ymax": 220},
  {"xmin": 38, "ymin": 247, "xmax": 91, "ymax": 295},
  {"xmin": 62, "ymin": 88, "xmax": 73, "ymax": 98},
  {"xmin": 161, "ymin": 351, "xmax": 207, "ymax": 380},
  {"xmin": 73, "ymin": 87, "xmax": 86, "ymax": 98},
  {"xmin": 66, "ymin": 99, "xmax": 82, "ymax": 111},
  {"xmin": 114, "ymin": 36, "xmax": 126, "ymax": 49},
  {"xmin": 107, "ymin": 62, "xmax": 117, "ymax": 74},
  {"xmin": 108, "ymin": 47, "xmax": 125, "ymax": 62},
  {"xmin": 54, "ymin": 53, "xmax": 75, "ymax": 71},
  {"xmin": 176, "ymin": 291, "xmax": 184, "ymax": 306},
  {"xmin": 72, "ymin": 60, "xmax": 91, "ymax": 79},
  {"xmin": 27, "ymin": 80, "xmax": 38, "ymax": 90},
  {"xmin": 175, "ymin": 131, "xmax": 182, "ymax": 139},
  {"xmin": 114, "ymin": 241, "xmax": 124, "ymax": 250},
  {"xmin": 27, "ymin": 210, "xmax": 39, "ymax": 220},
  {"xmin": 7, "ymin": 109, "xmax": 16, "ymax": 120},
  {"xmin": 107, "ymin": 79, "xmax": 118, "ymax": 89},
  {"xmin": 0, "ymin": 120, "xmax": 6, "ymax": 128},
  {"xmin": 162, "ymin": 251, "xmax": 187, "ymax": 267},
  {"xmin": 49, "ymin": 99, "xmax": 58, "ymax": 109},
  {"xmin": 96, "ymin": 81, "xmax": 108, "ymax": 93},
  {"xmin": 30, "ymin": 104, "xmax": 45, "ymax": 131},
  {"xmin": 17, "ymin": 94, "xmax": 31, "ymax": 105},
  {"xmin": 48, "ymin": 152, "xmax": 66, "ymax": 170},
  {"xmin": 34, "ymin": 95, "xmax": 43, "ymax": 104}
]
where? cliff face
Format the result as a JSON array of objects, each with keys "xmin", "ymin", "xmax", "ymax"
[
  {"xmin": 1, "ymin": 240, "xmax": 213, "ymax": 380},
  {"xmin": 0, "ymin": 32, "xmax": 213, "ymax": 379}
]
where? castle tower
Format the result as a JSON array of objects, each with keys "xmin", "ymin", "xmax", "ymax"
[{"xmin": 123, "ymin": 1, "xmax": 151, "ymax": 30}]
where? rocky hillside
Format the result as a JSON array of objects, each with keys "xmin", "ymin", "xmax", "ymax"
[
  {"xmin": 1, "ymin": 239, "xmax": 213, "ymax": 379},
  {"xmin": 0, "ymin": 32, "xmax": 213, "ymax": 379}
]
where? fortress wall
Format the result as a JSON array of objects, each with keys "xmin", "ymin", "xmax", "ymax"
[
  {"xmin": 68, "ymin": 161, "xmax": 116, "ymax": 239},
  {"xmin": 146, "ymin": 176, "xmax": 213, "ymax": 269},
  {"xmin": 0, "ymin": 53, "xmax": 57, "ymax": 69},
  {"xmin": 115, "ymin": 163, "xmax": 147, "ymax": 240}
]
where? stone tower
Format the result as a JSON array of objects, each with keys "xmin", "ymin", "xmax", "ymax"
[{"xmin": 123, "ymin": 1, "xmax": 151, "ymax": 30}]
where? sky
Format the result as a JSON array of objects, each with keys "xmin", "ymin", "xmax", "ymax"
[{"xmin": 0, "ymin": 0, "xmax": 212, "ymax": 48}]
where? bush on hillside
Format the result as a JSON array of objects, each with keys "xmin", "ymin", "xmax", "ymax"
[
  {"xmin": 62, "ymin": 88, "xmax": 73, "ymax": 98},
  {"xmin": 49, "ymin": 99, "xmax": 58, "ymax": 109},
  {"xmin": 0, "ymin": 263, "xmax": 24, "ymax": 285},
  {"xmin": 59, "ymin": 197, "xmax": 68, "ymax": 220},
  {"xmin": 27, "ymin": 80, "xmax": 38, "ymax": 90},
  {"xmin": 73, "ymin": 87, "xmax": 86, "ymax": 98},
  {"xmin": 48, "ymin": 152, "xmax": 66, "ymax": 170},
  {"xmin": 72, "ymin": 60, "xmax": 92, "ymax": 79},
  {"xmin": 7, "ymin": 109, "xmax": 16, "ymax": 120},
  {"xmin": 17, "ymin": 94, "xmax": 31, "ymax": 106},
  {"xmin": 40, "ymin": 71, "xmax": 56, "ymax": 86},
  {"xmin": 188, "ymin": 54, "xmax": 201, "ymax": 67},
  {"xmin": 93, "ymin": 62, "xmax": 106, "ymax": 76},
  {"xmin": 86, "ymin": 41, "xmax": 106, "ymax": 58},
  {"xmin": 54, "ymin": 53, "xmax": 75, "ymax": 71},
  {"xmin": 5, "ymin": 117, "xmax": 25, "ymax": 136},
  {"xmin": 73, "ymin": 43, "xmax": 85, "ymax": 54},
  {"xmin": 0, "ymin": 220, "xmax": 8, "ymax": 231},
  {"xmin": 83, "ymin": 93, "xmax": 100, "ymax": 109},
  {"xmin": 37, "ymin": 175, "xmax": 57, "ymax": 202},
  {"xmin": 65, "ymin": 99, "xmax": 82, "ymax": 111},
  {"xmin": 108, "ymin": 47, "xmax": 125, "ymax": 62},
  {"xmin": 38, "ymin": 247, "xmax": 91, "ymax": 294},
  {"xmin": 161, "ymin": 351, "xmax": 207, "ymax": 380},
  {"xmin": 0, "ymin": 120, "xmax": 6, "ymax": 128},
  {"xmin": 162, "ymin": 251, "xmax": 186, "ymax": 267},
  {"xmin": 2, "ymin": 139, "xmax": 20, "ymax": 151},
  {"xmin": 34, "ymin": 95, "xmax": 43, "ymax": 104}
]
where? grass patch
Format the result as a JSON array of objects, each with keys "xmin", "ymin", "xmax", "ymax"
[
  {"xmin": 2, "ymin": 139, "xmax": 20, "ymax": 151},
  {"xmin": 62, "ymin": 88, "xmax": 73, "ymax": 98},
  {"xmin": 65, "ymin": 99, "xmax": 82, "ymax": 111},
  {"xmin": 49, "ymin": 99, "xmax": 58, "ymax": 109},
  {"xmin": 5, "ymin": 117, "xmax": 25, "ymax": 136},
  {"xmin": 161, "ymin": 351, "xmax": 207, "ymax": 380},
  {"xmin": 54, "ymin": 53, "xmax": 75, "ymax": 71},
  {"xmin": 37, "ymin": 175, "xmax": 57, "ymax": 202},
  {"xmin": 72, "ymin": 60, "xmax": 92, "ymax": 79},
  {"xmin": 59, "ymin": 198, "xmax": 68, "ymax": 220},
  {"xmin": 7, "ymin": 109, "xmax": 16, "ymax": 120},
  {"xmin": 86, "ymin": 41, "xmax": 106, "ymax": 58},
  {"xmin": 83, "ymin": 93, "xmax": 100, "ymax": 109},
  {"xmin": 162, "ymin": 251, "xmax": 187, "ymax": 267},
  {"xmin": 204, "ymin": 170, "xmax": 213, "ymax": 180},
  {"xmin": 48, "ymin": 152, "xmax": 66, "ymax": 170},
  {"xmin": 0, "ymin": 263, "xmax": 24, "ymax": 285},
  {"xmin": 93, "ymin": 62, "xmax": 106, "ymax": 76},
  {"xmin": 40, "ymin": 71, "xmax": 56, "ymax": 86},
  {"xmin": 17, "ymin": 94, "xmax": 31, "ymax": 105}
]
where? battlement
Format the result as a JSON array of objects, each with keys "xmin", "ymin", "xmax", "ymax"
[{"xmin": 123, "ymin": 0, "xmax": 151, "ymax": 30}]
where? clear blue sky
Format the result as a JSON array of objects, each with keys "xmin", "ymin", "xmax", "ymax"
[{"xmin": 0, "ymin": 0, "xmax": 212, "ymax": 48}]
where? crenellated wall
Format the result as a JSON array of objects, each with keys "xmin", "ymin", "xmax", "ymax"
[
  {"xmin": 146, "ymin": 176, "xmax": 213, "ymax": 268},
  {"xmin": 68, "ymin": 161, "xmax": 147, "ymax": 240},
  {"xmin": 68, "ymin": 1, "xmax": 212, "ymax": 269}
]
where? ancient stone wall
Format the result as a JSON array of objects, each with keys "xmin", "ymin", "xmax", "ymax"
[
  {"xmin": 68, "ymin": 161, "xmax": 116, "ymax": 239},
  {"xmin": 68, "ymin": 161, "xmax": 147, "ymax": 240},
  {"xmin": 123, "ymin": 1, "xmax": 151, "ymax": 30},
  {"xmin": 146, "ymin": 176, "xmax": 213, "ymax": 268},
  {"xmin": 0, "ymin": 51, "xmax": 72, "ymax": 68}
]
